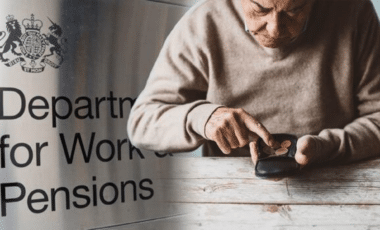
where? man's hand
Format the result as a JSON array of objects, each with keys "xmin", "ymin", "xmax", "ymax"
[
  {"xmin": 249, "ymin": 134, "xmax": 336, "ymax": 167},
  {"xmin": 294, "ymin": 135, "xmax": 319, "ymax": 166},
  {"xmin": 205, "ymin": 107, "xmax": 278, "ymax": 162},
  {"xmin": 295, "ymin": 135, "xmax": 337, "ymax": 167}
]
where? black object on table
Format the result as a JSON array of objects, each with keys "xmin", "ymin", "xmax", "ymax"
[{"xmin": 255, "ymin": 134, "xmax": 301, "ymax": 178}]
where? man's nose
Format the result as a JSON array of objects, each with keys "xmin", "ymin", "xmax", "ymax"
[{"xmin": 266, "ymin": 12, "xmax": 283, "ymax": 38}]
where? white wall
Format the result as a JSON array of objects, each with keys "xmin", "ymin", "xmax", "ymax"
[
  {"xmin": 374, "ymin": 0, "xmax": 380, "ymax": 15},
  {"xmin": 372, "ymin": 0, "xmax": 380, "ymax": 15}
]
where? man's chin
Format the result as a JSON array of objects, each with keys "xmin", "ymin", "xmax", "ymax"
[
  {"xmin": 261, "ymin": 42, "xmax": 283, "ymax": 48},
  {"xmin": 255, "ymin": 36, "xmax": 291, "ymax": 48}
]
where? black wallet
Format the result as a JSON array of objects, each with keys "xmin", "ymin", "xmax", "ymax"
[{"xmin": 255, "ymin": 134, "xmax": 301, "ymax": 178}]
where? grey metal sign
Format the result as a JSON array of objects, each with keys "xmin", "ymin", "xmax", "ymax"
[{"xmin": 0, "ymin": 0, "xmax": 191, "ymax": 229}]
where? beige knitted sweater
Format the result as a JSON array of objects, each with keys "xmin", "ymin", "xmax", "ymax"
[{"xmin": 127, "ymin": 0, "xmax": 380, "ymax": 161}]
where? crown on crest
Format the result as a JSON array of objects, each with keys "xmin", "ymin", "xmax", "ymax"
[
  {"xmin": 6, "ymin": 15, "xmax": 15, "ymax": 22},
  {"xmin": 22, "ymin": 14, "xmax": 43, "ymax": 31}
]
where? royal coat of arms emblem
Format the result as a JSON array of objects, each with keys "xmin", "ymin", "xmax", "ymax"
[{"xmin": 0, "ymin": 14, "xmax": 67, "ymax": 73}]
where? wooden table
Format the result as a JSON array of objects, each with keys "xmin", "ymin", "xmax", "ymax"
[{"xmin": 152, "ymin": 157, "xmax": 380, "ymax": 229}]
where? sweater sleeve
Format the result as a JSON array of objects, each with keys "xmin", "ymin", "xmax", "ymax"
[
  {"xmin": 127, "ymin": 13, "xmax": 222, "ymax": 152},
  {"xmin": 317, "ymin": 1, "xmax": 380, "ymax": 163}
]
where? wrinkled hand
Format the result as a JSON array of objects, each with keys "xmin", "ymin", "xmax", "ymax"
[
  {"xmin": 294, "ymin": 135, "xmax": 319, "ymax": 166},
  {"xmin": 295, "ymin": 135, "xmax": 336, "ymax": 167},
  {"xmin": 248, "ymin": 134, "xmax": 330, "ymax": 167},
  {"xmin": 249, "ymin": 133, "xmax": 335, "ymax": 167},
  {"xmin": 205, "ymin": 107, "xmax": 278, "ymax": 162}
]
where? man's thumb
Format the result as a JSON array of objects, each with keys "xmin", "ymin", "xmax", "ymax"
[{"xmin": 295, "ymin": 135, "xmax": 316, "ymax": 166}]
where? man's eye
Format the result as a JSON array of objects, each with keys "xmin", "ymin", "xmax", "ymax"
[
  {"xmin": 252, "ymin": 5, "xmax": 270, "ymax": 14},
  {"xmin": 250, "ymin": 0, "xmax": 270, "ymax": 14},
  {"xmin": 286, "ymin": 4, "xmax": 307, "ymax": 16},
  {"xmin": 286, "ymin": 8, "xmax": 301, "ymax": 16}
]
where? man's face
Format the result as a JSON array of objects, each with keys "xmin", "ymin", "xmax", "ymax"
[{"xmin": 241, "ymin": 0, "xmax": 315, "ymax": 48}]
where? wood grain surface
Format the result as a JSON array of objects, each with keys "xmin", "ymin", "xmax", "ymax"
[{"xmin": 150, "ymin": 157, "xmax": 380, "ymax": 229}]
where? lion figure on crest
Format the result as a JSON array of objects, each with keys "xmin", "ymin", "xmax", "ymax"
[{"xmin": 0, "ymin": 16, "xmax": 22, "ymax": 62}]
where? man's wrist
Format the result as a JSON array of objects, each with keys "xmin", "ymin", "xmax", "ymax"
[
  {"xmin": 187, "ymin": 103, "xmax": 224, "ymax": 139},
  {"xmin": 313, "ymin": 131, "xmax": 341, "ymax": 163}
]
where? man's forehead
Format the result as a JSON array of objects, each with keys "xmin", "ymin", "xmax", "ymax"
[{"xmin": 252, "ymin": 0, "xmax": 308, "ymax": 10}]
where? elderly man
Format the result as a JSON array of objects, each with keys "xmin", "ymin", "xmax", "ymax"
[{"xmin": 127, "ymin": 0, "xmax": 380, "ymax": 167}]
